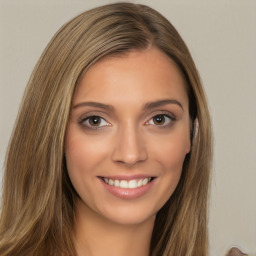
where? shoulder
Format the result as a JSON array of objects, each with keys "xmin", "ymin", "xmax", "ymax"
[{"xmin": 227, "ymin": 247, "xmax": 248, "ymax": 256}]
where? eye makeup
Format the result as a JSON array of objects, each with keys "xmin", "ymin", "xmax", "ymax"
[
  {"xmin": 145, "ymin": 110, "xmax": 177, "ymax": 130},
  {"xmin": 78, "ymin": 112, "xmax": 112, "ymax": 130}
]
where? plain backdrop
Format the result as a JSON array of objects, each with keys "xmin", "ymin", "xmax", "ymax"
[{"xmin": 0, "ymin": 1, "xmax": 255, "ymax": 255}]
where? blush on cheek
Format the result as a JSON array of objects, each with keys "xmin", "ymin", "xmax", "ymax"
[
  {"xmin": 65, "ymin": 135, "xmax": 109, "ymax": 182},
  {"xmin": 157, "ymin": 139, "xmax": 189, "ymax": 168}
]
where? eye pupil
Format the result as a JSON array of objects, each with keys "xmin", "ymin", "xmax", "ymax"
[
  {"xmin": 89, "ymin": 116, "xmax": 101, "ymax": 126},
  {"xmin": 153, "ymin": 115, "xmax": 165, "ymax": 125}
]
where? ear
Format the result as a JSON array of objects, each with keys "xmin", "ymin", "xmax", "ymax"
[
  {"xmin": 192, "ymin": 118, "xmax": 199, "ymax": 139},
  {"xmin": 188, "ymin": 118, "xmax": 198, "ymax": 153}
]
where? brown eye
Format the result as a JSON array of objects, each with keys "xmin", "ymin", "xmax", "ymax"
[
  {"xmin": 82, "ymin": 115, "xmax": 110, "ymax": 128},
  {"xmin": 88, "ymin": 116, "xmax": 102, "ymax": 126},
  {"xmin": 152, "ymin": 115, "xmax": 166, "ymax": 125},
  {"xmin": 147, "ymin": 114, "xmax": 174, "ymax": 127}
]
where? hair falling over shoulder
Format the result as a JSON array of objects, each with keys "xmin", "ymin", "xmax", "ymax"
[{"xmin": 0, "ymin": 2, "xmax": 212, "ymax": 256}]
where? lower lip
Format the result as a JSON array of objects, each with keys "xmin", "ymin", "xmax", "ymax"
[{"xmin": 99, "ymin": 178, "xmax": 156, "ymax": 199}]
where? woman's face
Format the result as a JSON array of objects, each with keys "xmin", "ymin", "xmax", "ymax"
[{"xmin": 65, "ymin": 47, "xmax": 191, "ymax": 225}]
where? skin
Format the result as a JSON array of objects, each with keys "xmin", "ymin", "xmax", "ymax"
[{"xmin": 65, "ymin": 47, "xmax": 191, "ymax": 256}]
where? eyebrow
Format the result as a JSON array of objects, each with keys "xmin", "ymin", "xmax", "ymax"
[
  {"xmin": 143, "ymin": 99, "xmax": 183, "ymax": 111},
  {"xmin": 73, "ymin": 101, "xmax": 114, "ymax": 110},
  {"xmin": 73, "ymin": 99, "xmax": 183, "ymax": 111}
]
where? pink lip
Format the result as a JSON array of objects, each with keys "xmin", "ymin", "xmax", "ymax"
[
  {"xmin": 99, "ymin": 174, "xmax": 153, "ymax": 181},
  {"xmin": 99, "ymin": 177, "xmax": 156, "ymax": 200}
]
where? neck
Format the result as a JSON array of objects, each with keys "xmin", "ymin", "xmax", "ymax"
[{"xmin": 73, "ymin": 199, "xmax": 155, "ymax": 256}]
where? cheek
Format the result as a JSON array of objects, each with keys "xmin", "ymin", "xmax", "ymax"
[
  {"xmin": 159, "ymin": 143, "xmax": 187, "ymax": 187},
  {"xmin": 147, "ymin": 133, "xmax": 190, "ymax": 211},
  {"xmin": 151, "ymin": 130, "xmax": 191, "ymax": 171},
  {"xmin": 65, "ymin": 130, "xmax": 108, "ymax": 173},
  {"xmin": 64, "ymin": 135, "xmax": 106, "ymax": 211},
  {"xmin": 64, "ymin": 130, "xmax": 98, "ymax": 192},
  {"xmin": 162, "ymin": 142, "xmax": 188, "ymax": 170},
  {"xmin": 64, "ymin": 129, "xmax": 114, "ymax": 202}
]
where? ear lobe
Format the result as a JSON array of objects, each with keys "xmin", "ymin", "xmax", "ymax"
[{"xmin": 185, "ymin": 142, "xmax": 191, "ymax": 154}]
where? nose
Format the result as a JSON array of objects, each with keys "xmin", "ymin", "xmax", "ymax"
[{"xmin": 111, "ymin": 124, "xmax": 148, "ymax": 167}]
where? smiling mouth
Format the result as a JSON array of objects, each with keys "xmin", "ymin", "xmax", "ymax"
[{"xmin": 100, "ymin": 177, "xmax": 155, "ymax": 189}]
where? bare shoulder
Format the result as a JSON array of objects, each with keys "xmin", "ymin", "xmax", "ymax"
[{"xmin": 227, "ymin": 247, "xmax": 248, "ymax": 256}]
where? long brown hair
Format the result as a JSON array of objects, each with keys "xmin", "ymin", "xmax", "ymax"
[{"xmin": 0, "ymin": 3, "xmax": 212, "ymax": 256}]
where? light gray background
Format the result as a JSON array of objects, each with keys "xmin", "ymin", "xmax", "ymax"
[{"xmin": 0, "ymin": 1, "xmax": 255, "ymax": 255}]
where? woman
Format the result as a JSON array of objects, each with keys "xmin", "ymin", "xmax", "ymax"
[{"xmin": 0, "ymin": 3, "xmax": 212, "ymax": 256}]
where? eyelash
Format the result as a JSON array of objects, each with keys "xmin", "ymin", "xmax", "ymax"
[
  {"xmin": 146, "ymin": 113, "xmax": 176, "ymax": 128},
  {"xmin": 79, "ymin": 115, "xmax": 111, "ymax": 130},
  {"xmin": 79, "ymin": 112, "xmax": 176, "ymax": 130}
]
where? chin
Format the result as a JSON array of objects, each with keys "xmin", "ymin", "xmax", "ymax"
[{"xmin": 96, "ymin": 202, "xmax": 159, "ymax": 227}]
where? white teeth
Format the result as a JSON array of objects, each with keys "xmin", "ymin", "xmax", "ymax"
[
  {"xmin": 142, "ymin": 178, "xmax": 149, "ymax": 186},
  {"xmin": 103, "ymin": 177, "xmax": 152, "ymax": 188},
  {"xmin": 114, "ymin": 180, "xmax": 120, "ymax": 187},
  {"xmin": 128, "ymin": 180, "xmax": 137, "ymax": 189},
  {"xmin": 120, "ymin": 180, "xmax": 129, "ymax": 188}
]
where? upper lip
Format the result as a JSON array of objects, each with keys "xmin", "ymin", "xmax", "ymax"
[{"xmin": 98, "ymin": 174, "xmax": 156, "ymax": 181}]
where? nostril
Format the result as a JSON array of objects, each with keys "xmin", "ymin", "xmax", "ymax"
[{"xmin": 111, "ymin": 129, "xmax": 148, "ymax": 165}]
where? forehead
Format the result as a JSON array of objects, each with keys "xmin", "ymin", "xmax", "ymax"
[{"xmin": 73, "ymin": 47, "xmax": 188, "ymax": 108}]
